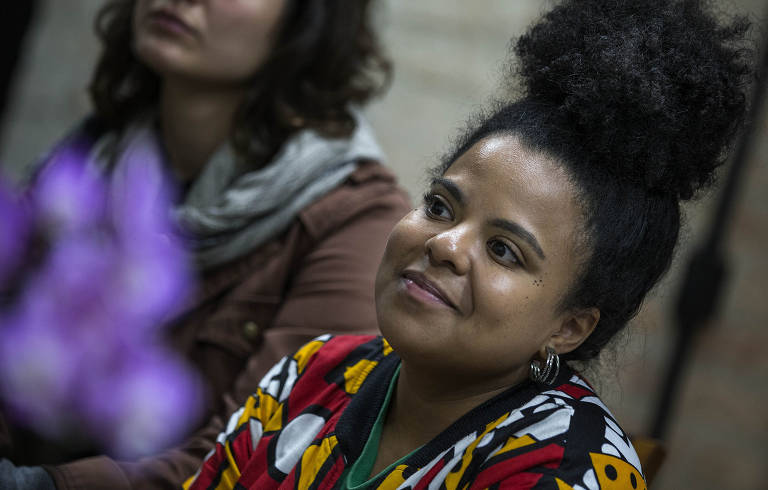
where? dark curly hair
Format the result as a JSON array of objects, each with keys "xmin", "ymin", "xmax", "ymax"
[
  {"xmin": 436, "ymin": 0, "xmax": 754, "ymax": 361},
  {"xmin": 89, "ymin": 0, "xmax": 391, "ymax": 168}
]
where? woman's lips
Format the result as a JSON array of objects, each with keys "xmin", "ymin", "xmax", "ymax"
[
  {"xmin": 147, "ymin": 9, "xmax": 196, "ymax": 37},
  {"xmin": 401, "ymin": 271, "xmax": 457, "ymax": 311}
]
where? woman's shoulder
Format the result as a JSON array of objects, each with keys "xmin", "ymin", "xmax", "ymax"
[
  {"xmin": 298, "ymin": 161, "xmax": 411, "ymax": 240},
  {"xmin": 252, "ymin": 334, "xmax": 392, "ymax": 423},
  {"xmin": 297, "ymin": 334, "xmax": 392, "ymax": 375},
  {"xmin": 535, "ymin": 373, "xmax": 646, "ymax": 489},
  {"xmin": 268, "ymin": 334, "xmax": 390, "ymax": 385}
]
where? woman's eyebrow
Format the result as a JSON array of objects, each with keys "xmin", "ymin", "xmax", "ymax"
[
  {"xmin": 490, "ymin": 218, "xmax": 546, "ymax": 260},
  {"xmin": 431, "ymin": 177, "xmax": 463, "ymax": 204},
  {"xmin": 432, "ymin": 176, "xmax": 546, "ymax": 260}
]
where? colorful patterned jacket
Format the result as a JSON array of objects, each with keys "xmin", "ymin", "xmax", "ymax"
[{"xmin": 184, "ymin": 335, "xmax": 646, "ymax": 490}]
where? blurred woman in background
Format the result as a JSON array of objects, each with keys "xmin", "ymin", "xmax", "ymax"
[{"xmin": 0, "ymin": 0, "xmax": 409, "ymax": 488}]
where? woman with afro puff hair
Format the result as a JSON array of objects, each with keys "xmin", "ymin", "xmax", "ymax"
[
  {"xmin": 183, "ymin": 0, "xmax": 754, "ymax": 488},
  {"xmin": 0, "ymin": 0, "xmax": 410, "ymax": 489}
]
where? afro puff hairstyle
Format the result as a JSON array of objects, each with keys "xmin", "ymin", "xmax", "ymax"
[{"xmin": 436, "ymin": 0, "xmax": 754, "ymax": 361}]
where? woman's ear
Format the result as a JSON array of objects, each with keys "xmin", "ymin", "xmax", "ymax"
[{"xmin": 549, "ymin": 308, "xmax": 600, "ymax": 354}]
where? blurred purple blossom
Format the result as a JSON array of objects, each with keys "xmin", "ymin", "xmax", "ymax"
[
  {"xmin": 32, "ymin": 147, "xmax": 106, "ymax": 234},
  {"xmin": 0, "ymin": 145, "xmax": 201, "ymax": 458},
  {"xmin": 82, "ymin": 349, "xmax": 201, "ymax": 457}
]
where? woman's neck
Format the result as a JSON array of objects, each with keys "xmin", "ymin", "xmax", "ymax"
[
  {"xmin": 158, "ymin": 78, "xmax": 247, "ymax": 182},
  {"xmin": 371, "ymin": 362, "xmax": 527, "ymax": 476}
]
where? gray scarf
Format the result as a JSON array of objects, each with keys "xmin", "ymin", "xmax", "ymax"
[{"xmin": 95, "ymin": 109, "xmax": 385, "ymax": 269}]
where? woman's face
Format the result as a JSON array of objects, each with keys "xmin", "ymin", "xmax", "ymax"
[
  {"xmin": 133, "ymin": 0, "xmax": 288, "ymax": 86},
  {"xmin": 375, "ymin": 135, "xmax": 595, "ymax": 390}
]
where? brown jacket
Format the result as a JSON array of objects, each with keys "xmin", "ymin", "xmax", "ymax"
[{"xmin": 0, "ymin": 162, "xmax": 409, "ymax": 489}]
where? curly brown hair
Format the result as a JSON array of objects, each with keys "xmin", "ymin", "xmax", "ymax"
[{"xmin": 89, "ymin": 0, "xmax": 392, "ymax": 168}]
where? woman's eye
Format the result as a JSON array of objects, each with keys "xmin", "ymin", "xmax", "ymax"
[
  {"xmin": 423, "ymin": 194, "xmax": 452, "ymax": 220},
  {"xmin": 488, "ymin": 239, "xmax": 520, "ymax": 265}
]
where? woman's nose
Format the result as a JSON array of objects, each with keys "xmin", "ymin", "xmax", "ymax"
[{"xmin": 424, "ymin": 227, "xmax": 472, "ymax": 275}]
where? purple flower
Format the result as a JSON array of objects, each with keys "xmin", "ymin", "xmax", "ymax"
[
  {"xmin": 110, "ymin": 142, "xmax": 180, "ymax": 240},
  {"xmin": 110, "ymin": 150, "xmax": 193, "ymax": 327},
  {"xmin": 32, "ymin": 146, "xmax": 106, "ymax": 234},
  {"xmin": 111, "ymin": 245, "xmax": 191, "ymax": 334},
  {"xmin": 0, "ymin": 316, "xmax": 81, "ymax": 435},
  {"xmin": 0, "ymin": 147, "xmax": 200, "ymax": 457},
  {"xmin": 80, "ymin": 349, "xmax": 202, "ymax": 458}
]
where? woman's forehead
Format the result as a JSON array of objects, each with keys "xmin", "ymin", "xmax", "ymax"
[
  {"xmin": 443, "ymin": 135, "xmax": 582, "ymax": 255},
  {"xmin": 445, "ymin": 136, "xmax": 573, "ymax": 202}
]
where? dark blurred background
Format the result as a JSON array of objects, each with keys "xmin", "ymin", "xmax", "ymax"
[{"xmin": 0, "ymin": 1, "xmax": 766, "ymax": 488}]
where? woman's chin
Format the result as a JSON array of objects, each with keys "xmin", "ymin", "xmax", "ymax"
[{"xmin": 134, "ymin": 39, "xmax": 197, "ymax": 79}]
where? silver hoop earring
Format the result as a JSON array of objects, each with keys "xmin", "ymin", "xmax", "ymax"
[{"xmin": 529, "ymin": 346, "xmax": 560, "ymax": 385}]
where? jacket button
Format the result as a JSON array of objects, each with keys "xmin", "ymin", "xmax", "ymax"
[{"xmin": 242, "ymin": 321, "xmax": 261, "ymax": 340}]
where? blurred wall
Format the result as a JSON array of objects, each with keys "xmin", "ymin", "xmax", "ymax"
[
  {"xmin": 0, "ymin": 1, "xmax": 101, "ymax": 175},
  {"xmin": 1, "ymin": 1, "xmax": 766, "ymax": 488}
]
